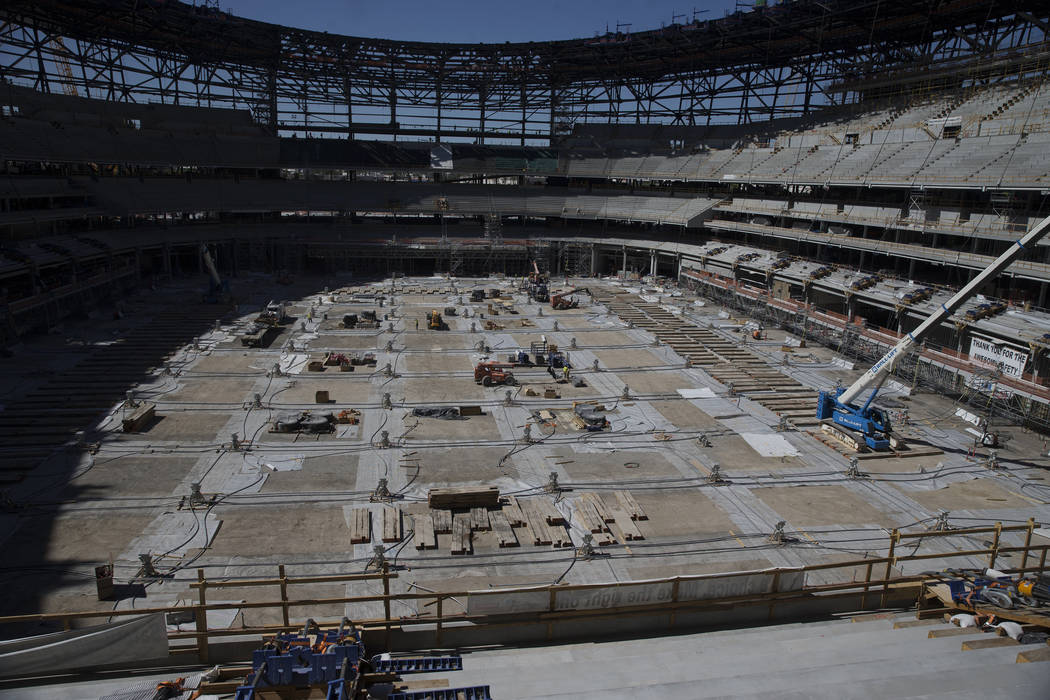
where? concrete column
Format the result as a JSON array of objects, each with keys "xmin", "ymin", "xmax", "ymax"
[
  {"xmin": 649, "ymin": 252, "xmax": 657, "ymax": 277},
  {"xmin": 590, "ymin": 245, "xmax": 598, "ymax": 277},
  {"xmin": 1038, "ymin": 282, "xmax": 1047, "ymax": 308},
  {"xmin": 621, "ymin": 246, "xmax": 627, "ymax": 276},
  {"xmin": 907, "ymin": 259, "xmax": 916, "ymax": 279}
]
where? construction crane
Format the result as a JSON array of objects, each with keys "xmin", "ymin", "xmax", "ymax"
[
  {"xmin": 200, "ymin": 243, "xmax": 230, "ymax": 303},
  {"xmin": 550, "ymin": 287, "xmax": 590, "ymax": 310},
  {"xmin": 816, "ymin": 213, "xmax": 1050, "ymax": 451},
  {"xmin": 49, "ymin": 38, "xmax": 79, "ymax": 97}
]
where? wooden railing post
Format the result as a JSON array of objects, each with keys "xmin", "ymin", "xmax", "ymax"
[
  {"xmin": 989, "ymin": 522, "xmax": 1002, "ymax": 569},
  {"xmin": 881, "ymin": 529, "xmax": 899, "ymax": 608},
  {"xmin": 382, "ymin": 562, "xmax": 391, "ymax": 651},
  {"xmin": 278, "ymin": 564, "xmax": 290, "ymax": 628},
  {"xmin": 669, "ymin": 577, "xmax": 680, "ymax": 629},
  {"xmin": 196, "ymin": 568, "xmax": 209, "ymax": 664},
  {"xmin": 1020, "ymin": 518, "xmax": 1035, "ymax": 574},
  {"xmin": 435, "ymin": 596, "xmax": 443, "ymax": 648},
  {"xmin": 768, "ymin": 570, "xmax": 781, "ymax": 621},
  {"xmin": 860, "ymin": 560, "xmax": 874, "ymax": 609}
]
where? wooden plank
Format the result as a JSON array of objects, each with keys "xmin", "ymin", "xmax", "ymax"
[
  {"xmin": 349, "ymin": 508, "xmax": 371, "ymax": 544},
  {"xmin": 470, "ymin": 507, "xmax": 490, "ymax": 531},
  {"xmin": 614, "ymin": 490, "xmax": 648, "ymax": 521},
  {"xmin": 609, "ymin": 506, "xmax": 644, "ymax": 541},
  {"xmin": 517, "ymin": 499, "xmax": 551, "ymax": 545},
  {"xmin": 428, "ymin": 486, "xmax": 500, "ymax": 509},
  {"xmin": 451, "ymin": 513, "xmax": 472, "ymax": 555},
  {"xmin": 534, "ymin": 498, "xmax": 566, "ymax": 525},
  {"xmin": 431, "ymin": 508, "xmax": 452, "ymax": 534},
  {"xmin": 573, "ymin": 502, "xmax": 604, "ymax": 534},
  {"xmin": 413, "ymin": 512, "xmax": 436, "ymax": 550},
  {"xmin": 582, "ymin": 492, "xmax": 614, "ymax": 523},
  {"xmin": 490, "ymin": 511, "xmax": 519, "ymax": 548},
  {"xmin": 961, "ymin": 637, "xmax": 1018, "ymax": 650},
  {"xmin": 122, "ymin": 402, "xmax": 155, "ymax": 432},
  {"xmin": 381, "ymin": 506, "xmax": 401, "ymax": 543},
  {"xmin": 502, "ymin": 497, "xmax": 526, "ymax": 527}
]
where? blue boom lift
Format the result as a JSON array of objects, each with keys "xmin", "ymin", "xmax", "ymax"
[{"xmin": 816, "ymin": 213, "xmax": 1050, "ymax": 451}]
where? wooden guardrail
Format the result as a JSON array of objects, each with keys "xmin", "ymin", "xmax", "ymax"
[{"xmin": 0, "ymin": 521, "xmax": 1044, "ymax": 662}]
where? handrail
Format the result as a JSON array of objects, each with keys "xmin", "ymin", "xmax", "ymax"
[{"xmin": 0, "ymin": 520, "xmax": 1044, "ymax": 662}]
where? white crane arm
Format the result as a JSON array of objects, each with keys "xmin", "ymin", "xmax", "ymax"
[
  {"xmin": 836, "ymin": 212, "xmax": 1050, "ymax": 406},
  {"xmin": 200, "ymin": 243, "xmax": 222, "ymax": 289}
]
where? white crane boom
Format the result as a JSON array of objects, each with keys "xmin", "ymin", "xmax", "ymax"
[
  {"xmin": 200, "ymin": 243, "xmax": 222, "ymax": 289},
  {"xmin": 836, "ymin": 212, "xmax": 1050, "ymax": 407}
]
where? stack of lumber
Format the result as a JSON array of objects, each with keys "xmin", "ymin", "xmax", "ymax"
[
  {"xmin": 349, "ymin": 508, "xmax": 371, "ymax": 544},
  {"xmin": 470, "ymin": 507, "xmax": 491, "ymax": 531},
  {"xmin": 499, "ymin": 497, "xmax": 526, "ymax": 527},
  {"xmin": 490, "ymin": 510, "xmax": 519, "ymax": 548},
  {"xmin": 451, "ymin": 513, "xmax": 472, "ymax": 555},
  {"xmin": 516, "ymin": 497, "xmax": 571, "ymax": 547},
  {"xmin": 428, "ymin": 486, "xmax": 500, "ymax": 509},
  {"xmin": 432, "ymin": 509, "xmax": 452, "ymax": 534},
  {"xmin": 412, "ymin": 512, "xmax": 437, "ymax": 550},
  {"xmin": 381, "ymin": 506, "xmax": 402, "ymax": 543},
  {"xmin": 613, "ymin": 490, "xmax": 648, "ymax": 520}
]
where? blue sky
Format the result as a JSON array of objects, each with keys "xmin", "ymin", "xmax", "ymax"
[{"xmin": 226, "ymin": 0, "xmax": 742, "ymax": 43}]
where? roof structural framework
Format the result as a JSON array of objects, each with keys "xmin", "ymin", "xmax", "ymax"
[{"xmin": 2, "ymin": 0, "xmax": 1048, "ymax": 141}]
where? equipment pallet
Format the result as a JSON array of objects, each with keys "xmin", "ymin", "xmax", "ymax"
[
  {"xmin": 389, "ymin": 686, "xmax": 492, "ymax": 700},
  {"xmin": 373, "ymin": 655, "xmax": 464, "ymax": 673}
]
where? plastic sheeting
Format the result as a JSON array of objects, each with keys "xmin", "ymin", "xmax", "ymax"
[
  {"xmin": 411, "ymin": 407, "xmax": 462, "ymax": 420},
  {"xmin": 0, "ymin": 614, "xmax": 168, "ymax": 677},
  {"xmin": 739, "ymin": 432, "xmax": 800, "ymax": 457}
]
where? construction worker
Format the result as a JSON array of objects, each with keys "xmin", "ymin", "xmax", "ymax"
[
  {"xmin": 548, "ymin": 364, "xmax": 557, "ymax": 380},
  {"xmin": 415, "ymin": 319, "xmax": 419, "ymax": 330},
  {"xmin": 562, "ymin": 365, "xmax": 570, "ymax": 382}
]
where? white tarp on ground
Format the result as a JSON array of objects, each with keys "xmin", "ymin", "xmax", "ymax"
[
  {"xmin": 676, "ymin": 387, "xmax": 717, "ymax": 399},
  {"xmin": 0, "ymin": 614, "xmax": 168, "ymax": 677},
  {"xmin": 739, "ymin": 433, "xmax": 800, "ymax": 457},
  {"xmin": 243, "ymin": 453, "xmax": 304, "ymax": 472}
]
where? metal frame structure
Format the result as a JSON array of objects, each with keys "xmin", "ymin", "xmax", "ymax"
[{"xmin": 1, "ymin": 1, "xmax": 1047, "ymax": 145}]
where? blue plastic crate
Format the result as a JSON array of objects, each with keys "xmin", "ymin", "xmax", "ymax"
[
  {"xmin": 388, "ymin": 686, "xmax": 492, "ymax": 700},
  {"xmin": 373, "ymin": 655, "xmax": 464, "ymax": 674}
]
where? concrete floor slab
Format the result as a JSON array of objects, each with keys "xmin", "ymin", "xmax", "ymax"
[
  {"xmin": 613, "ymin": 370, "xmax": 696, "ymax": 394},
  {"xmin": 593, "ymin": 348, "xmax": 666, "ymax": 368},
  {"xmin": 403, "ymin": 377, "xmax": 486, "ymax": 401},
  {"xmin": 410, "ymin": 447, "xmax": 516, "ymax": 486},
  {"xmin": 259, "ymin": 454, "xmax": 360, "ymax": 493},
  {"xmin": 632, "ymin": 488, "xmax": 738, "ymax": 537},
  {"xmin": 311, "ymin": 334, "xmax": 383, "ymax": 350},
  {"xmin": 902, "ymin": 477, "xmax": 1033, "ymax": 510},
  {"xmin": 752, "ymin": 485, "xmax": 896, "ymax": 527},
  {"xmin": 402, "ymin": 334, "xmax": 471, "ymax": 350},
  {"xmin": 207, "ymin": 505, "xmax": 350, "ymax": 556},
  {"xmin": 117, "ymin": 410, "xmax": 230, "ymax": 441},
  {"xmin": 164, "ymin": 378, "xmax": 256, "ymax": 403},
  {"xmin": 401, "ymin": 412, "xmax": 500, "ymax": 441},
  {"xmin": 405, "ymin": 353, "xmax": 473, "ymax": 373},
  {"xmin": 273, "ymin": 380, "xmax": 373, "ymax": 404},
  {"xmin": 560, "ymin": 451, "xmax": 681, "ymax": 481},
  {"xmin": 59, "ymin": 456, "xmax": 198, "ymax": 499},
  {"xmin": 190, "ymin": 353, "xmax": 266, "ymax": 374},
  {"xmin": 649, "ymin": 399, "xmax": 722, "ymax": 430}
]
